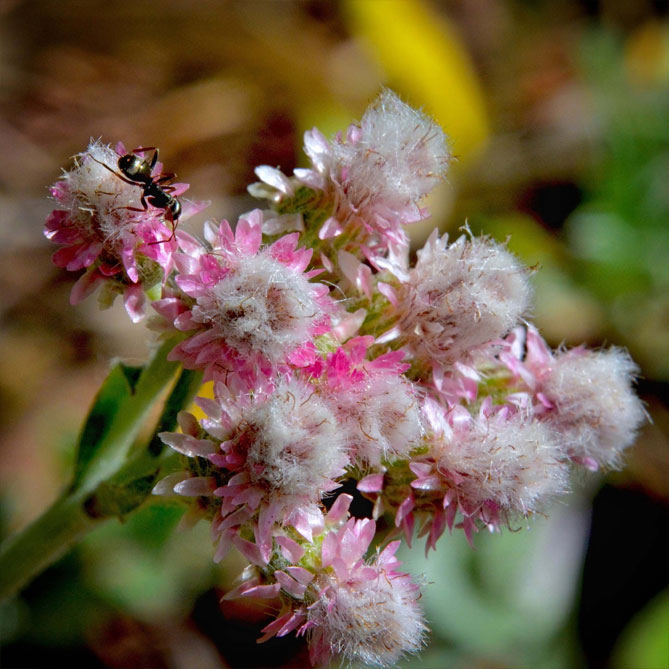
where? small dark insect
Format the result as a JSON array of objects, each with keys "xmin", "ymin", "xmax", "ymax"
[{"xmin": 95, "ymin": 146, "xmax": 181, "ymax": 242}]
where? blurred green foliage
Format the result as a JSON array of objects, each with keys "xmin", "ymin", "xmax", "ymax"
[
  {"xmin": 612, "ymin": 589, "xmax": 669, "ymax": 669},
  {"xmin": 567, "ymin": 27, "xmax": 669, "ymax": 379}
]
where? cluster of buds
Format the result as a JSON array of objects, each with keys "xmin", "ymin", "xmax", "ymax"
[{"xmin": 45, "ymin": 91, "xmax": 645, "ymax": 667}]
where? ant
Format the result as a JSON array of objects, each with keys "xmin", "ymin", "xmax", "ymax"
[{"xmin": 94, "ymin": 146, "xmax": 181, "ymax": 242}]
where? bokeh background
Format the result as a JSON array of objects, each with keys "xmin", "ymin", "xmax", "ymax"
[{"xmin": 0, "ymin": 1, "xmax": 667, "ymax": 667}]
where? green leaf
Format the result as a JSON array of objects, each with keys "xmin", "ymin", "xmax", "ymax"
[
  {"xmin": 146, "ymin": 367, "xmax": 203, "ymax": 457},
  {"xmin": 82, "ymin": 367, "xmax": 203, "ymax": 520},
  {"xmin": 67, "ymin": 337, "xmax": 183, "ymax": 496},
  {"xmin": 70, "ymin": 362, "xmax": 138, "ymax": 491},
  {"xmin": 0, "ymin": 339, "xmax": 200, "ymax": 600}
]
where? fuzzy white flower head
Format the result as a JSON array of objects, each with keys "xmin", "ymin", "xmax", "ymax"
[
  {"xmin": 335, "ymin": 374, "xmax": 423, "ymax": 466},
  {"xmin": 541, "ymin": 348, "xmax": 645, "ymax": 469},
  {"xmin": 243, "ymin": 377, "xmax": 348, "ymax": 498},
  {"xmin": 336, "ymin": 89, "xmax": 451, "ymax": 213},
  {"xmin": 435, "ymin": 413, "xmax": 569, "ymax": 515},
  {"xmin": 309, "ymin": 570, "xmax": 427, "ymax": 667},
  {"xmin": 157, "ymin": 376, "xmax": 349, "ymax": 564},
  {"xmin": 58, "ymin": 140, "xmax": 143, "ymax": 243},
  {"xmin": 398, "ymin": 231, "xmax": 532, "ymax": 366},
  {"xmin": 164, "ymin": 213, "xmax": 332, "ymax": 379},
  {"xmin": 191, "ymin": 253, "xmax": 320, "ymax": 364},
  {"xmin": 307, "ymin": 519, "xmax": 426, "ymax": 667}
]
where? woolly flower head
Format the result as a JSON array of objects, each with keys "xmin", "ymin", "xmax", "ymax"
[
  {"xmin": 158, "ymin": 376, "xmax": 349, "ymax": 562},
  {"xmin": 158, "ymin": 210, "xmax": 332, "ymax": 381},
  {"xmin": 44, "ymin": 140, "xmax": 196, "ymax": 320},
  {"xmin": 320, "ymin": 339, "xmax": 423, "ymax": 466},
  {"xmin": 397, "ymin": 230, "xmax": 532, "ymax": 367},
  {"xmin": 238, "ymin": 377, "xmax": 348, "ymax": 500},
  {"xmin": 253, "ymin": 90, "xmax": 450, "ymax": 257},
  {"xmin": 308, "ymin": 518, "xmax": 427, "ymax": 667},
  {"xmin": 424, "ymin": 402, "xmax": 569, "ymax": 516},
  {"xmin": 333, "ymin": 89, "xmax": 450, "ymax": 216},
  {"xmin": 541, "ymin": 348, "xmax": 645, "ymax": 469}
]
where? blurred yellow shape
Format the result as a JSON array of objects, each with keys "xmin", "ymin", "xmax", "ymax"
[
  {"xmin": 625, "ymin": 21, "xmax": 669, "ymax": 85},
  {"xmin": 186, "ymin": 380, "xmax": 215, "ymax": 425},
  {"xmin": 342, "ymin": 0, "xmax": 489, "ymax": 164}
]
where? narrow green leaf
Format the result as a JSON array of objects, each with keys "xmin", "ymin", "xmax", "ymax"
[
  {"xmin": 70, "ymin": 363, "xmax": 135, "ymax": 491},
  {"xmin": 84, "ymin": 368, "xmax": 203, "ymax": 518},
  {"xmin": 147, "ymin": 368, "xmax": 203, "ymax": 456},
  {"xmin": 0, "ymin": 337, "xmax": 196, "ymax": 600},
  {"xmin": 69, "ymin": 336, "xmax": 183, "ymax": 495}
]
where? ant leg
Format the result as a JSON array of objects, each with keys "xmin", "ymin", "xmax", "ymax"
[
  {"xmin": 89, "ymin": 155, "xmax": 138, "ymax": 187},
  {"xmin": 148, "ymin": 235, "xmax": 173, "ymax": 246},
  {"xmin": 131, "ymin": 146, "xmax": 157, "ymax": 155},
  {"xmin": 117, "ymin": 202, "xmax": 148, "ymax": 214},
  {"xmin": 148, "ymin": 213, "xmax": 177, "ymax": 246},
  {"xmin": 156, "ymin": 173, "xmax": 175, "ymax": 184},
  {"xmin": 167, "ymin": 216, "xmax": 178, "ymax": 242}
]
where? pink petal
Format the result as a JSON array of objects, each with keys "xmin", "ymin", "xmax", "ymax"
[
  {"xmin": 276, "ymin": 536, "xmax": 305, "ymax": 563},
  {"xmin": 230, "ymin": 534, "xmax": 267, "ymax": 566},
  {"xmin": 319, "ymin": 217, "xmax": 342, "ymax": 240},
  {"xmin": 287, "ymin": 505, "xmax": 324, "ymax": 541},
  {"xmin": 235, "ymin": 209, "xmax": 263, "ymax": 254},
  {"xmin": 396, "ymin": 495, "xmax": 415, "ymax": 526},
  {"xmin": 70, "ymin": 270, "xmax": 104, "ymax": 304},
  {"xmin": 152, "ymin": 472, "xmax": 190, "ymax": 495},
  {"xmin": 274, "ymin": 571, "xmax": 306, "ymax": 598},
  {"xmin": 255, "ymin": 165, "xmax": 294, "ymax": 196},
  {"xmin": 159, "ymin": 432, "xmax": 218, "ymax": 457},
  {"xmin": 325, "ymin": 493, "xmax": 352, "ymax": 525},
  {"xmin": 121, "ymin": 284, "xmax": 145, "ymax": 323},
  {"xmin": 285, "ymin": 566, "xmax": 314, "ymax": 585},
  {"xmin": 357, "ymin": 474, "xmax": 384, "ymax": 493},
  {"xmin": 174, "ymin": 476, "xmax": 217, "ymax": 496}
]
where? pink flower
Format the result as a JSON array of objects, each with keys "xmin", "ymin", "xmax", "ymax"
[
  {"xmin": 305, "ymin": 518, "xmax": 426, "ymax": 667},
  {"xmin": 44, "ymin": 140, "xmax": 203, "ymax": 321},
  {"xmin": 395, "ymin": 230, "xmax": 532, "ymax": 370},
  {"xmin": 540, "ymin": 347, "xmax": 646, "ymax": 470},
  {"xmin": 252, "ymin": 90, "xmax": 450, "ymax": 264},
  {"xmin": 391, "ymin": 398, "xmax": 569, "ymax": 549},
  {"xmin": 157, "ymin": 375, "xmax": 349, "ymax": 564},
  {"xmin": 155, "ymin": 210, "xmax": 333, "ymax": 382},
  {"xmin": 253, "ymin": 497, "xmax": 426, "ymax": 668},
  {"xmin": 318, "ymin": 338, "xmax": 423, "ymax": 466},
  {"xmin": 498, "ymin": 326, "xmax": 646, "ymax": 470}
]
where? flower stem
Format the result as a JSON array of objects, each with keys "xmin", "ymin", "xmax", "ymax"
[
  {"xmin": 0, "ymin": 490, "xmax": 99, "ymax": 601},
  {"xmin": 0, "ymin": 342, "xmax": 201, "ymax": 602}
]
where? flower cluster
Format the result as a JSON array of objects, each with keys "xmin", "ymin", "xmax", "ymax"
[
  {"xmin": 45, "ymin": 140, "xmax": 205, "ymax": 321},
  {"xmin": 46, "ymin": 91, "xmax": 645, "ymax": 667}
]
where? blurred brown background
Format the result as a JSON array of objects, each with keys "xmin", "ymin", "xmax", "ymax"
[{"xmin": 0, "ymin": 1, "xmax": 667, "ymax": 667}]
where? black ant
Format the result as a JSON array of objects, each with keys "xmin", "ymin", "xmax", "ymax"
[{"xmin": 94, "ymin": 146, "xmax": 181, "ymax": 242}]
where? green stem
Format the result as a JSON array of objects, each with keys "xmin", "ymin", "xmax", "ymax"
[
  {"xmin": 0, "ymin": 347, "xmax": 202, "ymax": 602},
  {"xmin": 0, "ymin": 490, "xmax": 99, "ymax": 601}
]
